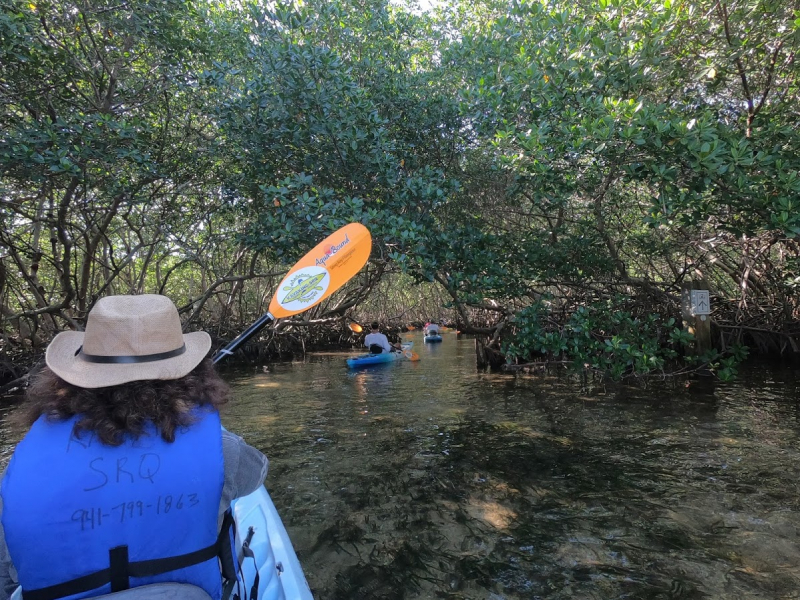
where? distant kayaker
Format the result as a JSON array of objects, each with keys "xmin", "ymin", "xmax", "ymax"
[
  {"xmin": 364, "ymin": 321, "xmax": 401, "ymax": 354},
  {"xmin": 424, "ymin": 321, "xmax": 440, "ymax": 336},
  {"xmin": 0, "ymin": 294, "xmax": 268, "ymax": 600}
]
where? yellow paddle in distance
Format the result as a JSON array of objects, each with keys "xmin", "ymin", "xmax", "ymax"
[{"xmin": 213, "ymin": 223, "xmax": 372, "ymax": 363}]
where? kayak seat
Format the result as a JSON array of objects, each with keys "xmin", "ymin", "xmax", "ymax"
[
  {"xmin": 102, "ymin": 584, "xmax": 214, "ymax": 600},
  {"xmin": 10, "ymin": 584, "xmax": 212, "ymax": 600},
  {"xmin": 369, "ymin": 344, "xmax": 384, "ymax": 354}
]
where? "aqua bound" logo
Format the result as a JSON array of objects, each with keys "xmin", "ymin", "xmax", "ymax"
[{"xmin": 315, "ymin": 234, "xmax": 350, "ymax": 267}]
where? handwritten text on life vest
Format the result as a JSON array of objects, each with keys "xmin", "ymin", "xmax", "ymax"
[
  {"xmin": 67, "ymin": 428, "xmax": 202, "ymax": 531},
  {"xmin": 72, "ymin": 494, "xmax": 201, "ymax": 531}
]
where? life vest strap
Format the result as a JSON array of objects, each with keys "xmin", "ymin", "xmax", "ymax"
[
  {"xmin": 109, "ymin": 545, "xmax": 129, "ymax": 592},
  {"xmin": 217, "ymin": 509, "xmax": 237, "ymax": 583},
  {"xmin": 22, "ymin": 543, "xmax": 219, "ymax": 600}
]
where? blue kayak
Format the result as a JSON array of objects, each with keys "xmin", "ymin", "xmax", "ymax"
[
  {"xmin": 346, "ymin": 342, "xmax": 413, "ymax": 368},
  {"xmin": 424, "ymin": 334, "xmax": 442, "ymax": 343}
]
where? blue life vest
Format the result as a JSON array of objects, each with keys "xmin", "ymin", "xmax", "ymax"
[{"xmin": 1, "ymin": 409, "xmax": 225, "ymax": 600}]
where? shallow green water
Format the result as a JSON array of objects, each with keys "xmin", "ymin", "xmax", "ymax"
[
  {"xmin": 218, "ymin": 334, "xmax": 800, "ymax": 599},
  {"xmin": 3, "ymin": 333, "xmax": 800, "ymax": 599}
]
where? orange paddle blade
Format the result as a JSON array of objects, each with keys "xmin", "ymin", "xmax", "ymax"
[
  {"xmin": 404, "ymin": 350, "xmax": 420, "ymax": 361},
  {"xmin": 269, "ymin": 223, "xmax": 372, "ymax": 318}
]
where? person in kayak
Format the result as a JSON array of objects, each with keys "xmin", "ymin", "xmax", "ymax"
[
  {"xmin": 0, "ymin": 294, "xmax": 268, "ymax": 600},
  {"xmin": 424, "ymin": 321, "xmax": 440, "ymax": 336},
  {"xmin": 363, "ymin": 322, "xmax": 401, "ymax": 354}
]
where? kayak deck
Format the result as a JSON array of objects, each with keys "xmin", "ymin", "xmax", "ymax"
[{"xmin": 230, "ymin": 486, "xmax": 313, "ymax": 600}]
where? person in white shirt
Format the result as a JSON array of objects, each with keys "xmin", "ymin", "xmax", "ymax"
[
  {"xmin": 424, "ymin": 321, "xmax": 440, "ymax": 336},
  {"xmin": 364, "ymin": 322, "xmax": 401, "ymax": 354}
]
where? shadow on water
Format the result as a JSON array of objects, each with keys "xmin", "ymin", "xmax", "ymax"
[{"xmin": 2, "ymin": 335, "xmax": 800, "ymax": 599}]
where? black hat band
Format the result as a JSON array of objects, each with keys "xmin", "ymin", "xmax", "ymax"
[{"xmin": 78, "ymin": 344, "xmax": 187, "ymax": 364}]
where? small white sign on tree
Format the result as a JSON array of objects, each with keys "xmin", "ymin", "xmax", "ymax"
[{"xmin": 690, "ymin": 290, "xmax": 710, "ymax": 318}]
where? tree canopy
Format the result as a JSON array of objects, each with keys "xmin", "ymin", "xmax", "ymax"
[{"xmin": 2, "ymin": 0, "xmax": 798, "ymax": 379}]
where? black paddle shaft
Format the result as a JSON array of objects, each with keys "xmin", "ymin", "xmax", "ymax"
[{"xmin": 212, "ymin": 312, "xmax": 274, "ymax": 365}]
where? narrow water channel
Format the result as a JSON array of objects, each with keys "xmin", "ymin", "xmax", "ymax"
[{"xmin": 3, "ymin": 333, "xmax": 800, "ymax": 599}]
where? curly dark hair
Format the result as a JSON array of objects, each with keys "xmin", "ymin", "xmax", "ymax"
[{"xmin": 20, "ymin": 359, "xmax": 229, "ymax": 446}]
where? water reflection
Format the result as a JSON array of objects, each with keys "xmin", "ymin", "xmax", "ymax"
[{"xmin": 2, "ymin": 334, "xmax": 800, "ymax": 599}]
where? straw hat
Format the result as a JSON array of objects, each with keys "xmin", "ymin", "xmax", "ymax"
[{"xmin": 46, "ymin": 294, "xmax": 211, "ymax": 388}]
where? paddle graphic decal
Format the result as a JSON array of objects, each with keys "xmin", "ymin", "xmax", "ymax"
[{"xmin": 277, "ymin": 266, "xmax": 331, "ymax": 312}]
